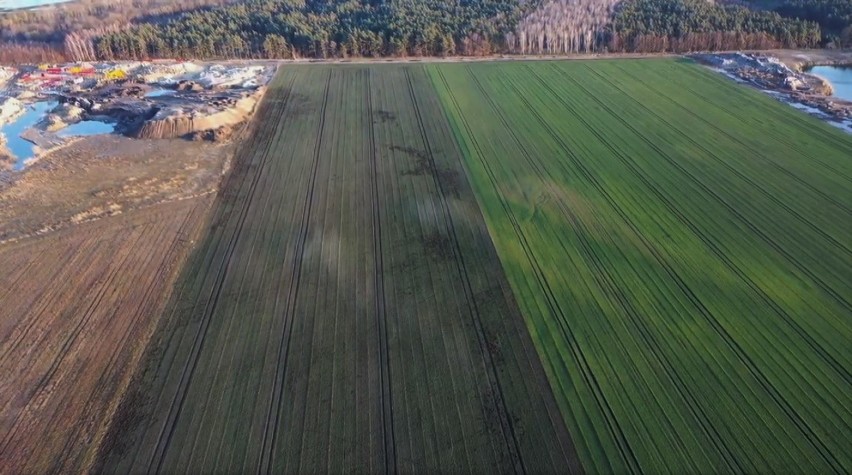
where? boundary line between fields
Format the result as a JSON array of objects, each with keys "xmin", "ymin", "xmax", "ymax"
[
  {"xmin": 408, "ymin": 65, "xmax": 525, "ymax": 474},
  {"xmin": 145, "ymin": 71, "xmax": 297, "ymax": 473}
]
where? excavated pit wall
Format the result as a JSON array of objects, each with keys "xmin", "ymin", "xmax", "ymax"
[{"xmin": 133, "ymin": 87, "xmax": 265, "ymax": 140}]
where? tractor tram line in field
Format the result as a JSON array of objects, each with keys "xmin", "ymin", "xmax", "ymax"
[
  {"xmin": 432, "ymin": 65, "xmax": 621, "ymax": 474},
  {"xmin": 0, "ymin": 248, "xmax": 80, "ymax": 363},
  {"xmin": 610, "ymin": 64, "xmax": 852, "ymax": 215},
  {"xmin": 560, "ymin": 70, "xmax": 828, "ymax": 466},
  {"xmin": 555, "ymin": 64, "xmax": 852, "ymax": 331},
  {"xmin": 98, "ymin": 64, "xmax": 579, "ymax": 473},
  {"xmin": 0, "ymin": 225, "xmax": 150, "ymax": 455},
  {"xmin": 144, "ymin": 70, "xmax": 300, "ymax": 473},
  {"xmin": 51, "ymin": 209, "xmax": 201, "ymax": 469},
  {"xmin": 461, "ymin": 64, "xmax": 644, "ymax": 471},
  {"xmin": 259, "ymin": 70, "xmax": 331, "ymax": 475},
  {"xmin": 542, "ymin": 62, "xmax": 852, "ymax": 390},
  {"xmin": 499, "ymin": 63, "xmax": 746, "ymax": 474},
  {"xmin": 671, "ymin": 66, "xmax": 852, "ymax": 172},
  {"xmin": 608, "ymin": 61, "xmax": 852, "ymax": 385},
  {"xmin": 414, "ymin": 66, "xmax": 580, "ymax": 472},
  {"xmin": 365, "ymin": 68, "xmax": 397, "ymax": 475},
  {"xmin": 579, "ymin": 64, "xmax": 852, "ymax": 279},
  {"xmin": 431, "ymin": 60, "xmax": 850, "ymax": 472},
  {"xmin": 554, "ymin": 63, "xmax": 845, "ymax": 468},
  {"xmin": 95, "ymin": 59, "xmax": 850, "ymax": 474},
  {"xmin": 404, "ymin": 67, "xmax": 525, "ymax": 473}
]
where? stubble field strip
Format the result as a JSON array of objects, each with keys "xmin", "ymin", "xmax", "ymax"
[
  {"xmin": 429, "ymin": 59, "xmax": 851, "ymax": 473},
  {"xmin": 97, "ymin": 64, "xmax": 579, "ymax": 473}
]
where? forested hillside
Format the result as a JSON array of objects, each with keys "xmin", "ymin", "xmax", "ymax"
[
  {"xmin": 774, "ymin": 0, "xmax": 852, "ymax": 45},
  {"xmin": 513, "ymin": 0, "xmax": 824, "ymax": 54},
  {"xmin": 0, "ymin": 0, "xmax": 241, "ymax": 62},
  {"xmin": 90, "ymin": 0, "xmax": 530, "ymax": 59},
  {"xmin": 0, "ymin": 0, "xmax": 842, "ymax": 63},
  {"xmin": 90, "ymin": 0, "xmax": 822, "ymax": 60},
  {"xmin": 609, "ymin": 0, "xmax": 822, "ymax": 52}
]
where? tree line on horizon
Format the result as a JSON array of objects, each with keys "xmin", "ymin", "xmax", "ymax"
[{"xmin": 0, "ymin": 0, "xmax": 846, "ymax": 64}]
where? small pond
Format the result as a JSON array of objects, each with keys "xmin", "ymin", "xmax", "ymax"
[
  {"xmin": 1, "ymin": 100, "xmax": 115, "ymax": 170},
  {"xmin": 145, "ymin": 88, "xmax": 176, "ymax": 98},
  {"xmin": 807, "ymin": 65, "xmax": 852, "ymax": 102},
  {"xmin": 58, "ymin": 120, "xmax": 115, "ymax": 137},
  {"xmin": 1, "ymin": 101, "xmax": 55, "ymax": 170}
]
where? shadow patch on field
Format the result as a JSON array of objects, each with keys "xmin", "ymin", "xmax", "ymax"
[
  {"xmin": 436, "ymin": 166, "xmax": 461, "ymax": 198},
  {"xmin": 391, "ymin": 145, "xmax": 461, "ymax": 197},
  {"xmin": 95, "ymin": 387, "xmax": 149, "ymax": 460},
  {"xmin": 375, "ymin": 110, "xmax": 396, "ymax": 123},
  {"xmin": 285, "ymin": 92, "xmax": 314, "ymax": 118},
  {"xmin": 390, "ymin": 144, "xmax": 430, "ymax": 172},
  {"xmin": 422, "ymin": 231, "xmax": 454, "ymax": 260}
]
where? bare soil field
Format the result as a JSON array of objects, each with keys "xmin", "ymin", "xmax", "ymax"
[
  {"xmin": 0, "ymin": 135, "xmax": 232, "ymax": 473},
  {"xmin": 0, "ymin": 135, "xmax": 231, "ymax": 243}
]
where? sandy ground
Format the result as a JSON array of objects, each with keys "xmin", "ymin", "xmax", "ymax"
[
  {"xmin": 0, "ymin": 134, "xmax": 234, "ymax": 474},
  {"xmin": 0, "ymin": 135, "xmax": 232, "ymax": 243}
]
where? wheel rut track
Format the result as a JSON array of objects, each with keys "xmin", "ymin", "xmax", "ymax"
[
  {"xmin": 208, "ymin": 101, "xmax": 304, "ymax": 474},
  {"xmin": 366, "ymin": 68, "xmax": 397, "ymax": 475},
  {"xmin": 681, "ymin": 67, "xmax": 852, "ymax": 179},
  {"xmin": 464, "ymin": 64, "xmax": 643, "ymax": 473},
  {"xmin": 507, "ymin": 64, "xmax": 745, "ymax": 473},
  {"xmin": 568, "ymin": 64, "xmax": 852, "ymax": 314},
  {"xmin": 258, "ymin": 70, "xmax": 332, "ymax": 474},
  {"xmin": 0, "ymin": 253, "xmax": 39, "ymax": 305},
  {"xmin": 407, "ymin": 66, "xmax": 528, "ymax": 474},
  {"xmin": 537, "ymin": 63, "xmax": 844, "ymax": 472},
  {"xmin": 531, "ymin": 63, "xmax": 851, "ymax": 386},
  {"xmin": 613, "ymin": 64, "xmax": 852, "ymax": 215},
  {"xmin": 144, "ymin": 73, "xmax": 298, "ymax": 474},
  {"xmin": 436, "ymin": 65, "xmax": 632, "ymax": 474},
  {"xmin": 564, "ymin": 63, "xmax": 852, "ymax": 386},
  {"xmin": 0, "ymin": 243, "xmax": 92, "ymax": 365},
  {"xmin": 49, "ymin": 205, "xmax": 201, "ymax": 473},
  {"xmin": 590, "ymin": 65, "xmax": 852, "ymax": 258},
  {"xmin": 0, "ymin": 226, "xmax": 148, "ymax": 458}
]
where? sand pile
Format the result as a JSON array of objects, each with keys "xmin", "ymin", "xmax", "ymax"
[
  {"xmin": 196, "ymin": 65, "xmax": 267, "ymax": 88},
  {"xmin": 0, "ymin": 135, "xmax": 13, "ymax": 170},
  {"xmin": 0, "ymin": 67, "xmax": 15, "ymax": 89},
  {"xmin": 0, "ymin": 97, "xmax": 24, "ymax": 126},
  {"xmin": 39, "ymin": 103, "xmax": 85, "ymax": 132},
  {"xmin": 136, "ymin": 62, "xmax": 205, "ymax": 85}
]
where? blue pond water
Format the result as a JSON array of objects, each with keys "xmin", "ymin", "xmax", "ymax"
[
  {"xmin": 1, "ymin": 100, "xmax": 115, "ymax": 170},
  {"xmin": 58, "ymin": 120, "xmax": 115, "ymax": 137},
  {"xmin": 808, "ymin": 66, "xmax": 852, "ymax": 102},
  {"xmin": 1, "ymin": 101, "xmax": 55, "ymax": 170},
  {"xmin": 145, "ymin": 88, "xmax": 176, "ymax": 98},
  {"xmin": 0, "ymin": 0, "xmax": 71, "ymax": 10}
]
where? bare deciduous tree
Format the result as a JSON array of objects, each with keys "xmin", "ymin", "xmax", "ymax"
[{"xmin": 513, "ymin": 0, "xmax": 620, "ymax": 54}]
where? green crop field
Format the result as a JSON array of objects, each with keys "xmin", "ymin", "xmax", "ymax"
[
  {"xmin": 97, "ymin": 59, "xmax": 851, "ymax": 474},
  {"xmin": 95, "ymin": 65, "xmax": 579, "ymax": 473},
  {"xmin": 430, "ymin": 59, "xmax": 852, "ymax": 473}
]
